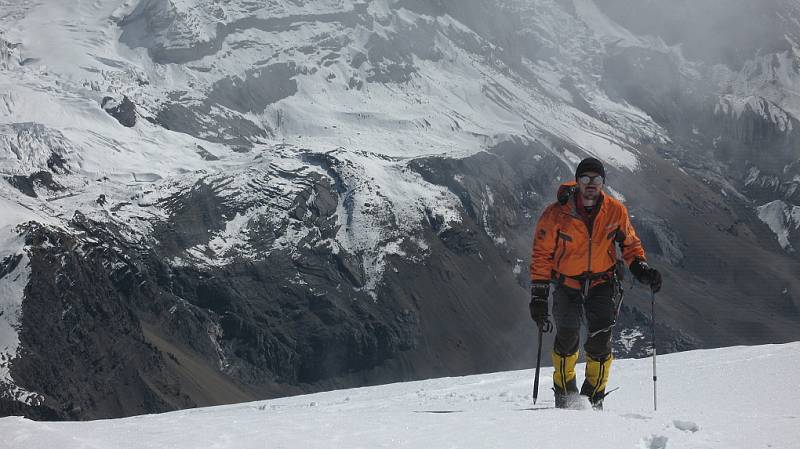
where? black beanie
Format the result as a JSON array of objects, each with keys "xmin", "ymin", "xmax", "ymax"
[{"xmin": 575, "ymin": 157, "xmax": 605, "ymax": 180}]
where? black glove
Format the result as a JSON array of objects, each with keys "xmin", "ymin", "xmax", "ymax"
[
  {"xmin": 630, "ymin": 260, "xmax": 662, "ymax": 293},
  {"xmin": 529, "ymin": 281, "xmax": 553, "ymax": 332}
]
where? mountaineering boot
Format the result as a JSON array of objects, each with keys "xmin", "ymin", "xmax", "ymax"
[
  {"xmin": 552, "ymin": 350, "xmax": 579, "ymax": 408},
  {"xmin": 581, "ymin": 354, "xmax": 613, "ymax": 410},
  {"xmin": 554, "ymin": 380, "xmax": 579, "ymax": 409}
]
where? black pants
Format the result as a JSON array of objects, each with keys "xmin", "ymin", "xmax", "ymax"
[{"xmin": 552, "ymin": 281, "xmax": 615, "ymax": 360}]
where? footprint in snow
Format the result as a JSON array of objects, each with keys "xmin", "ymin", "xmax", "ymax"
[
  {"xmin": 620, "ymin": 413, "xmax": 650, "ymax": 420},
  {"xmin": 639, "ymin": 434, "xmax": 668, "ymax": 449},
  {"xmin": 672, "ymin": 419, "xmax": 700, "ymax": 433}
]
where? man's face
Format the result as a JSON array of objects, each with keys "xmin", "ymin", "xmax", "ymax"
[{"xmin": 577, "ymin": 171, "xmax": 604, "ymax": 201}]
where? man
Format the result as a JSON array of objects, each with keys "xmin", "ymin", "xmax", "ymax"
[{"xmin": 529, "ymin": 157, "xmax": 662, "ymax": 410}]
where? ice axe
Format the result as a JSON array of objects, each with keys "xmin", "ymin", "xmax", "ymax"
[{"xmin": 532, "ymin": 320, "xmax": 552, "ymax": 404}]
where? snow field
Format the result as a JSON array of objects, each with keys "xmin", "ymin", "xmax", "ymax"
[
  {"xmin": 757, "ymin": 200, "xmax": 800, "ymax": 251},
  {"xmin": 2, "ymin": 342, "xmax": 799, "ymax": 449}
]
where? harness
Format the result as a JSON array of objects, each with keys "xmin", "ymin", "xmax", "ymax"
[
  {"xmin": 551, "ymin": 258, "xmax": 626, "ymax": 338},
  {"xmin": 553, "ymin": 269, "xmax": 615, "ymax": 301},
  {"xmin": 587, "ymin": 260, "xmax": 626, "ymax": 338}
]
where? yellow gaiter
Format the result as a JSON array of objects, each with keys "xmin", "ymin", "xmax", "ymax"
[
  {"xmin": 584, "ymin": 354, "xmax": 613, "ymax": 396},
  {"xmin": 552, "ymin": 351, "xmax": 579, "ymax": 391}
]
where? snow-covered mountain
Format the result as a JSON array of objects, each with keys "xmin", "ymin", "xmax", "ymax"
[
  {"xmin": 1, "ymin": 0, "xmax": 799, "ymax": 419},
  {"xmin": 2, "ymin": 342, "xmax": 799, "ymax": 448}
]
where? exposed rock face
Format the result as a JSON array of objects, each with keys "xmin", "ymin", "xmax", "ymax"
[
  {"xmin": 102, "ymin": 96, "xmax": 137, "ymax": 128},
  {"xmin": 208, "ymin": 64, "xmax": 298, "ymax": 114},
  {"xmin": 5, "ymin": 171, "xmax": 63, "ymax": 198}
]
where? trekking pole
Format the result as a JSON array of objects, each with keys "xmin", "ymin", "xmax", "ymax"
[{"xmin": 651, "ymin": 290, "xmax": 657, "ymax": 412}]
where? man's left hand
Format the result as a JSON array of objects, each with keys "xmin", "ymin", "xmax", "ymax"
[{"xmin": 630, "ymin": 260, "xmax": 662, "ymax": 293}]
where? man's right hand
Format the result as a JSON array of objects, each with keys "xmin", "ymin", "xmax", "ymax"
[{"xmin": 530, "ymin": 281, "xmax": 552, "ymax": 332}]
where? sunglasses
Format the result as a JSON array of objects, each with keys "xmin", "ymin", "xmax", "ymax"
[{"xmin": 578, "ymin": 175, "xmax": 604, "ymax": 185}]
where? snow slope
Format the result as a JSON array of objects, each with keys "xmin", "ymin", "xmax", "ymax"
[
  {"xmin": 2, "ymin": 342, "xmax": 799, "ymax": 449},
  {"xmin": 758, "ymin": 200, "xmax": 800, "ymax": 251}
]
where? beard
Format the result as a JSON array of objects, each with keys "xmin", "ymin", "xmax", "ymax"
[
  {"xmin": 581, "ymin": 187, "xmax": 600, "ymax": 206},
  {"xmin": 581, "ymin": 187, "xmax": 599, "ymax": 202}
]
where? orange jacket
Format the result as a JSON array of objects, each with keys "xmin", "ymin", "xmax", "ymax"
[{"xmin": 530, "ymin": 182, "xmax": 646, "ymax": 290}]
